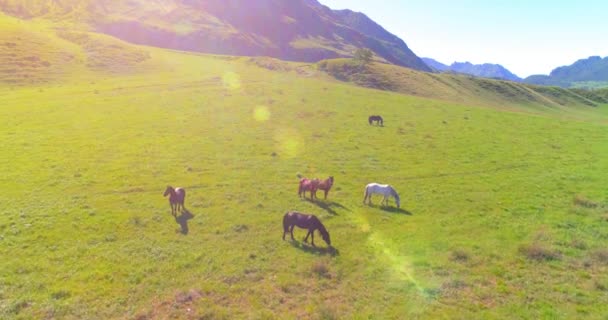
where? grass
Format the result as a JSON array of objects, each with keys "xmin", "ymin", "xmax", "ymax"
[{"xmin": 1, "ymin": 17, "xmax": 608, "ymax": 319}]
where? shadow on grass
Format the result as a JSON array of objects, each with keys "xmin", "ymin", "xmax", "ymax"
[
  {"xmin": 304, "ymin": 199, "xmax": 348, "ymax": 215},
  {"xmin": 289, "ymin": 241, "xmax": 339, "ymax": 257},
  {"xmin": 175, "ymin": 209, "xmax": 194, "ymax": 235},
  {"xmin": 367, "ymin": 203, "xmax": 412, "ymax": 215}
]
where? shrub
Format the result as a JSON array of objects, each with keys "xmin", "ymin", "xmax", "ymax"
[
  {"xmin": 573, "ymin": 195, "xmax": 599, "ymax": 208},
  {"xmin": 519, "ymin": 243, "xmax": 561, "ymax": 261},
  {"xmin": 450, "ymin": 249, "xmax": 470, "ymax": 262},
  {"xmin": 311, "ymin": 260, "xmax": 331, "ymax": 278}
]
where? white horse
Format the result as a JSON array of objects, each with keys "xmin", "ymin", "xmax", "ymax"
[{"xmin": 363, "ymin": 183, "xmax": 400, "ymax": 208}]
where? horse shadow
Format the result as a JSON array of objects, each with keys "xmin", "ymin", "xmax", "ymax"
[
  {"xmin": 368, "ymin": 204, "xmax": 412, "ymax": 215},
  {"xmin": 290, "ymin": 241, "xmax": 339, "ymax": 257},
  {"xmin": 304, "ymin": 199, "xmax": 348, "ymax": 215},
  {"xmin": 175, "ymin": 209, "xmax": 195, "ymax": 235}
]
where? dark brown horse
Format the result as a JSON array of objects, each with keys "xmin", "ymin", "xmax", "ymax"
[
  {"xmin": 282, "ymin": 211, "xmax": 331, "ymax": 247},
  {"xmin": 313, "ymin": 176, "xmax": 334, "ymax": 200},
  {"xmin": 163, "ymin": 186, "xmax": 186, "ymax": 216},
  {"xmin": 368, "ymin": 115, "xmax": 383, "ymax": 126},
  {"xmin": 298, "ymin": 178, "xmax": 319, "ymax": 200}
]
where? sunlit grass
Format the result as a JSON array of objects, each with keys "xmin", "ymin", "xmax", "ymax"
[{"xmin": 1, "ymin": 25, "xmax": 608, "ymax": 319}]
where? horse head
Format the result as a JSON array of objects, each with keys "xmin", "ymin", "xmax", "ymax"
[
  {"xmin": 320, "ymin": 228, "xmax": 331, "ymax": 246},
  {"xmin": 392, "ymin": 189, "xmax": 401, "ymax": 208},
  {"xmin": 163, "ymin": 186, "xmax": 173, "ymax": 197}
]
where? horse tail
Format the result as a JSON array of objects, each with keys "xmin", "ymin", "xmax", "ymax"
[
  {"xmin": 296, "ymin": 173, "xmax": 303, "ymax": 179},
  {"xmin": 298, "ymin": 179, "xmax": 305, "ymax": 195},
  {"xmin": 283, "ymin": 212, "xmax": 291, "ymax": 233}
]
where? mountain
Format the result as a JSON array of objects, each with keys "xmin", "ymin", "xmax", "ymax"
[
  {"xmin": 422, "ymin": 58, "xmax": 521, "ymax": 82},
  {"xmin": 0, "ymin": 0, "xmax": 431, "ymax": 72},
  {"xmin": 524, "ymin": 56, "xmax": 608, "ymax": 88},
  {"xmin": 421, "ymin": 58, "xmax": 449, "ymax": 72}
]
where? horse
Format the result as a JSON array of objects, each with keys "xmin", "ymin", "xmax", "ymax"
[
  {"xmin": 363, "ymin": 183, "xmax": 400, "ymax": 208},
  {"xmin": 313, "ymin": 176, "xmax": 334, "ymax": 200},
  {"xmin": 298, "ymin": 178, "xmax": 319, "ymax": 200},
  {"xmin": 163, "ymin": 186, "xmax": 186, "ymax": 216},
  {"xmin": 368, "ymin": 115, "xmax": 383, "ymax": 126},
  {"xmin": 282, "ymin": 211, "xmax": 331, "ymax": 247}
]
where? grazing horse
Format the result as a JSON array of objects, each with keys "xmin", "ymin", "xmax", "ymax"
[
  {"xmin": 163, "ymin": 186, "xmax": 186, "ymax": 216},
  {"xmin": 298, "ymin": 178, "xmax": 319, "ymax": 200},
  {"xmin": 282, "ymin": 211, "xmax": 331, "ymax": 247},
  {"xmin": 313, "ymin": 176, "xmax": 334, "ymax": 200},
  {"xmin": 368, "ymin": 115, "xmax": 383, "ymax": 126},
  {"xmin": 363, "ymin": 183, "xmax": 400, "ymax": 208}
]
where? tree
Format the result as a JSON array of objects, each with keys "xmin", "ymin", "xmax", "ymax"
[{"xmin": 353, "ymin": 48, "xmax": 373, "ymax": 66}]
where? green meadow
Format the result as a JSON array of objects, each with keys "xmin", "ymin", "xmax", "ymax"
[{"xmin": 2, "ymin": 19, "xmax": 608, "ymax": 319}]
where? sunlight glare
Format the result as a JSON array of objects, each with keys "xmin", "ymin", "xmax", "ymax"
[
  {"xmin": 222, "ymin": 71, "xmax": 241, "ymax": 90},
  {"xmin": 274, "ymin": 129, "xmax": 302, "ymax": 159},
  {"xmin": 254, "ymin": 105, "xmax": 271, "ymax": 122}
]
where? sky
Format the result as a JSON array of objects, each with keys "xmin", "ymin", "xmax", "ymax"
[{"xmin": 320, "ymin": 0, "xmax": 608, "ymax": 78}]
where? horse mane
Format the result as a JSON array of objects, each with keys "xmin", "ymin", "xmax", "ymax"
[
  {"xmin": 317, "ymin": 220, "xmax": 329, "ymax": 237},
  {"xmin": 390, "ymin": 186, "xmax": 399, "ymax": 200}
]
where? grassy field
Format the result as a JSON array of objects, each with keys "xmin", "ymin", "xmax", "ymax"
[{"xmin": 2, "ymin": 18, "xmax": 608, "ymax": 319}]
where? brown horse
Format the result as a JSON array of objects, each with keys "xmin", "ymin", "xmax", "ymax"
[
  {"xmin": 282, "ymin": 211, "xmax": 331, "ymax": 247},
  {"xmin": 369, "ymin": 115, "xmax": 383, "ymax": 126},
  {"xmin": 313, "ymin": 176, "xmax": 334, "ymax": 200},
  {"xmin": 298, "ymin": 178, "xmax": 319, "ymax": 200},
  {"xmin": 163, "ymin": 186, "xmax": 186, "ymax": 216}
]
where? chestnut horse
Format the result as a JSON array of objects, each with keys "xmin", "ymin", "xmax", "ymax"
[
  {"xmin": 163, "ymin": 186, "xmax": 186, "ymax": 216},
  {"xmin": 368, "ymin": 115, "xmax": 383, "ymax": 126},
  {"xmin": 282, "ymin": 211, "xmax": 331, "ymax": 247},
  {"xmin": 298, "ymin": 178, "xmax": 319, "ymax": 200},
  {"xmin": 313, "ymin": 176, "xmax": 334, "ymax": 200}
]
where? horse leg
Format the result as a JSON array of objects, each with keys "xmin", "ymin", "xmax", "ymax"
[
  {"xmin": 304, "ymin": 230, "xmax": 311, "ymax": 243},
  {"xmin": 310, "ymin": 230, "xmax": 316, "ymax": 247},
  {"xmin": 324, "ymin": 190, "xmax": 328, "ymax": 200},
  {"xmin": 290, "ymin": 225, "xmax": 295, "ymax": 241}
]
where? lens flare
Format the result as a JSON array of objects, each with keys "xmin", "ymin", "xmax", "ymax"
[
  {"xmin": 274, "ymin": 129, "xmax": 302, "ymax": 159},
  {"xmin": 352, "ymin": 210, "xmax": 430, "ymax": 298},
  {"xmin": 254, "ymin": 106, "xmax": 271, "ymax": 122},
  {"xmin": 222, "ymin": 72, "xmax": 241, "ymax": 90},
  {"xmin": 367, "ymin": 232, "xmax": 428, "ymax": 297}
]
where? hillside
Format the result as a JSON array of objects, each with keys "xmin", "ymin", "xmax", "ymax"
[
  {"xmin": 524, "ymin": 56, "xmax": 608, "ymax": 89},
  {"xmin": 318, "ymin": 59, "xmax": 602, "ymax": 112},
  {"xmin": 0, "ymin": 12, "xmax": 153, "ymax": 85},
  {"xmin": 2, "ymin": 37, "xmax": 608, "ymax": 319},
  {"xmin": 0, "ymin": 0, "xmax": 431, "ymax": 72},
  {"xmin": 423, "ymin": 58, "xmax": 521, "ymax": 82}
]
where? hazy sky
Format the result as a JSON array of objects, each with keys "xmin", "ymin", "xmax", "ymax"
[{"xmin": 320, "ymin": 0, "xmax": 608, "ymax": 78}]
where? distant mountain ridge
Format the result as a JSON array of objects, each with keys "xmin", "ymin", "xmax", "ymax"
[
  {"xmin": 524, "ymin": 56, "xmax": 608, "ymax": 88},
  {"xmin": 0, "ymin": 0, "xmax": 431, "ymax": 71},
  {"xmin": 422, "ymin": 58, "xmax": 521, "ymax": 82}
]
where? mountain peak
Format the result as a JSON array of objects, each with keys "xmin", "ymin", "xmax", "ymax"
[
  {"xmin": 422, "ymin": 58, "xmax": 521, "ymax": 81},
  {"xmin": 525, "ymin": 55, "xmax": 608, "ymax": 88}
]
